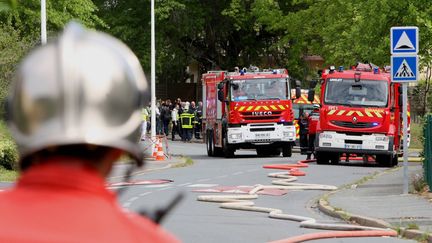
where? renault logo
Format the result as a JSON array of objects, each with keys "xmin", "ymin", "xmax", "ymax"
[{"xmin": 352, "ymin": 116, "xmax": 358, "ymax": 123}]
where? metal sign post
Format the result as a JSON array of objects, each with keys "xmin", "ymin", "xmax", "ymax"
[
  {"xmin": 402, "ymin": 84, "xmax": 408, "ymax": 194},
  {"xmin": 150, "ymin": 0, "xmax": 156, "ymax": 140},
  {"xmin": 390, "ymin": 26, "xmax": 419, "ymax": 195}
]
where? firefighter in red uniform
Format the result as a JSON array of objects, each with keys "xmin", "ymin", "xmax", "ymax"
[
  {"xmin": 307, "ymin": 104, "xmax": 320, "ymax": 160},
  {"xmin": 0, "ymin": 22, "xmax": 179, "ymax": 243}
]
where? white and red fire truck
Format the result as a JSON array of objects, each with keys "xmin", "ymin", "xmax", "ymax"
[
  {"xmin": 309, "ymin": 63, "xmax": 409, "ymax": 167},
  {"xmin": 202, "ymin": 67, "xmax": 300, "ymax": 158}
]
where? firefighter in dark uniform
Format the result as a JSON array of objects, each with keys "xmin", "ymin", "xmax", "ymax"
[
  {"xmin": 307, "ymin": 104, "xmax": 320, "ymax": 160},
  {"xmin": 195, "ymin": 101, "xmax": 203, "ymax": 139},
  {"xmin": 299, "ymin": 112, "xmax": 309, "ymax": 156},
  {"xmin": 180, "ymin": 105, "xmax": 195, "ymax": 142}
]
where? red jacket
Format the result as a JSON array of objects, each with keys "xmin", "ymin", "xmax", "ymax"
[
  {"xmin": 308, "ymin": 111, "xmax": 319, "ymax": 134},
  {"xmin": 0, "ymin": 159, "xmax": 179, "ymax": 243}
]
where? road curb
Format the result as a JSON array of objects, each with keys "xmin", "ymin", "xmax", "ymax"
[
  {"xmin": 317, "ymin": 198, "xmax": 392, "ymax": 229},
  {"xmin": 317, "ymin": 170, "xmax": 432, "ymax": 242}
]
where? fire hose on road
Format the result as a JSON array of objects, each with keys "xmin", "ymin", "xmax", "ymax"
[{"xmin": 197, "ymin": 159, "xmax": 397, "ymax": 242}]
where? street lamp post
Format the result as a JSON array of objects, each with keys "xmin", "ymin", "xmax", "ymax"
[
  {"xmin": 150, "ymin": 0, "xmax": 156, "ymax": 141},
  {"xmin": 41, "ymin": 0, "xmax": 46, "ymax": 45}
]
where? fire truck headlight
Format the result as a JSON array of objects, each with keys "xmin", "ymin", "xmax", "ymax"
[
  {"xmin": 284, "ymin": 131, "xmax": 294, "ymax": 138},
  {"xmin": 319, "ymin": 133, "xmax": 332, "ymax": 139},
  {"xmin": 375, "ymin": 136, "xmax": 389, "ymax": 142},
  {"xmin": 229, "ymin": 133, "xmax": 242, "ymax": 140}
]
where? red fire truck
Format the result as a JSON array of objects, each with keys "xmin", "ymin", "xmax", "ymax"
[
  {"xmin": 202, "ymin": 67, "xmax": 300, "ymax": 158},
  {"xmin": 309, "ymin": 63, "xmax": 409, "ymax": 167}
]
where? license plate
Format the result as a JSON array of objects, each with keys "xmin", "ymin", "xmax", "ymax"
[
  {"xmin": 255, "ymin": 133, "xmax": 270, "ymax": 139},
  {"xmin": 345, "ymin": 144, "xmax": 361, "ymax": 149}
]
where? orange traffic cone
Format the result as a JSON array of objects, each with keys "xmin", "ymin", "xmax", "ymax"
[
  {"xmin": 155, "ymin": 138, "xmax": 165, "ymax": 161},
  {"xmin": 152, "ymin": 138, "xmax": 159, "ymax": 158}
]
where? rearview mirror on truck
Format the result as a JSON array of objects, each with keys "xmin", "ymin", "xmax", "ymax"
[
  {"xmin": 217, "ymin": 82, "xmax": 224, "ymax": 90},
  {"xmin": 309, "ymin": 80, "xmax": 318, "ymax": 89},
  {"xmin": 308, "ymin": 90, "xmax": 315, "ymax": 102},
  {"xmin": 295, "ymin": 87, "xmax": 301, "ymax": 99},
  {"xmin": 217, "ymin": 89, "xmax": 224, "ymax": 102},
  {"xmin": 307, "ymin": 80, "xmax": 318, "ymax": 102}
]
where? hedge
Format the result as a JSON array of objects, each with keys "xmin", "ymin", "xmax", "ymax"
[{"xmin": 0, "ymin": 121, "xmax": 18, "ymax": 170}]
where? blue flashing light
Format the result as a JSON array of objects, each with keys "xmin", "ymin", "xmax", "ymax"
[
  {"xmin": 240, "ymin": 70, "xmax": 245, "ymax": 75},
  {"xmin": 338, "ymin": 66, "xmax": 344, "ymax": 72},
  {"xmin": 273, "ymin": 70, "xmax": 277, "ymax": 74},
  {"xmin": 373, "ymin": 67, "xmax": 379, "ymax": 74},
  {"xmin": 372, "ymin": 122, "xmax": 379, "ymax": 126}
]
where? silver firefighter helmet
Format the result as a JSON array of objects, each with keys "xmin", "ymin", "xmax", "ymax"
[{"xmin": 7, "ymin": 22, "xmax": 147, "ymax": 166}]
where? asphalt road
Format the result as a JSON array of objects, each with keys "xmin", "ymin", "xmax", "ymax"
[{"xmin": 116, "ymin": 141, "xmax": 414, "ymax": 243}]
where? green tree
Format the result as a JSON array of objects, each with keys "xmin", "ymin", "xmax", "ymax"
[{"xmin": 0, "ymin": 0, "xmax": 105, "ymax": 118}]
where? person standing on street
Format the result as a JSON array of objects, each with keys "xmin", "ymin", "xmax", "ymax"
[
  {"xmin": 0, "ymin": 22, "xmax": 178, "ymax": 243},
  {"xmin": 180, "ymin": 103, "xmax": 195, "ymax": 142},
  {"xmin": 195, "ymin": 101, "xmax": 203, "ymax": 139},
  {"xmin": 160, "ymin": 101, "xmax": 171, "ymax": 136},
  {"xmin": 299, "ymin": 112, "xmax": 310, "ymax": 157},
  {"xmin": 141, "ymin": 106, "xmax": 149, "ymax": 141},
  {"xmin": 171, "ymin": 104, "xmax": 180, "ymax": 141},
  {"xmin": 307, "ymin": 105, "xmax": 320, "ymax": 160}
]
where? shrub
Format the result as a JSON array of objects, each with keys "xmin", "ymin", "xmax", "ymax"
[
  {"xmin": 0, "ymin": 139, "xmax": 18, "ymax": 170},
  {"xmin": 0, "ymin": 121, "xmax": 19, "ymax": 170}
]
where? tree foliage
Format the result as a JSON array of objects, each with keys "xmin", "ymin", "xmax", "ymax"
[
  {"xmin": 1, "ymin": 0, "xmax": 432, "ymax": 112},
  {"xmin": 0, "ymin": 0, "xmax": 105, "ymax": 118}
]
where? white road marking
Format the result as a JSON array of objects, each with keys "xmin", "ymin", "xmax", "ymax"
[
  {"xmin": 157, "ymin": 187, "xmax": 173, "ymax": 191},
  {"xmin": 187, "ymin": 184, "xmax": 219, "ymax": 188},
  {"xmin": 177, "ymin": 182, "xmax": 192, "ymax": 187},
  {"xmin": 145, "ymin": 184, "xmax": 171, "ymax": 188},
  {"xmin": 129, "ymin": 196, "xmax": 139, "ymax": 202}
]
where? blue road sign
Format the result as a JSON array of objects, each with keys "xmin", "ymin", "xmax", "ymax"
[
  {"xmin": 391, "ymin": 27, "xmax": 418, "ymax": 54},
  {"xmin": 391, "ymin": 55, "xmax": 418, "ymax": 82}
]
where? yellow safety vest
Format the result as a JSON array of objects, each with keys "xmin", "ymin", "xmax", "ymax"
[
  {"xmin": 180, "ymin": 112, "xmax": 194, "ymax": 129},
  {"xmin": 141, "ymin": 108, "xmax": 148, "ymax": 120}
]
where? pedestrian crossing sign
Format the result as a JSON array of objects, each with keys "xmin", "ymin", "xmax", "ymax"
[
  {"xmin": 391, "ymin": 27, "xmax": 418, "ymax": 54},
  {"xmin": 391, "ymin": 55, "xmax": 418, "ymax": 82}
]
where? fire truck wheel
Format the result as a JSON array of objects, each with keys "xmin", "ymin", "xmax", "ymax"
[
  {"xmin": 330, "ymin": 153, "xmax": 340, "ymax": 165},
  {"xmin": 222, "ymin": 136, "xmax": 235, "ymax": 158},
  {"xmin": 206, "ymin": 130, "xmax": 214, "ymax": 156},
  {"xmin": 392, "ymin": 155, "xmax": 399, "ymax": 166},
  {"xmin": 376, "ymin": 154, "xmax": 394, "ymax": 167},
  {"xmin": 282, "ymin": 144, "xmax": 292, "ymax": 157},
  {"xmin": 316, "ymin": 152, "xmax": 330, "ymax": 165}
]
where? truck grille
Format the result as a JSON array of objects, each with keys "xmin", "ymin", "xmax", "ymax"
[
  {"xmin": 250, "ymin": 128, "xmax": 275, "ymax": 132},
  {"xmin": 331, "ymin": 120, "xmax": 375, "ymax": 128},
  {"xmin": 241, "ymin": 111, "xmax": 282, "ymax": 122}
]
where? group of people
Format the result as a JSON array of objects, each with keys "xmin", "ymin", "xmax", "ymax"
[
  {"xmin": 141, "ymin": 99, "xmax": 203, "ymax": 142},
  {"xmin": 298, "ymin": 104, "xmax": 320, "ymax": 160}
]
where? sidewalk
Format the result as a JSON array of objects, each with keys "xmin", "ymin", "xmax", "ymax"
[{"xmin": 319, "ymin": 162, "xmax": 432, "ymax": 241}]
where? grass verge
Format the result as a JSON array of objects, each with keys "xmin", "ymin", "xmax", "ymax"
[
  {"xmin": 171, "ymin": 156, "xmax": 194, "ymax": 168},
  {"xmin": 0, "ymin": 166, "xmax": 18, "ymax": 182}
]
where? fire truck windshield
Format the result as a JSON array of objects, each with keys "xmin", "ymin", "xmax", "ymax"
[
  {"xmin": 324, "ymin": 79, "xmax": 388, "ymax": 107},
  {"xmin": 230, "ymin": 78, "xmax": 289, "ymax": 101}
]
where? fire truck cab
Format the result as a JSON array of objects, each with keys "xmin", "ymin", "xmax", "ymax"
[
  {"xmin": 309, "ymin": 63, "xmax": 408, "ymax": 167},
  {"xmin": 202, "ymin": 67, "xmax": 300, "ymax": 158}
]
